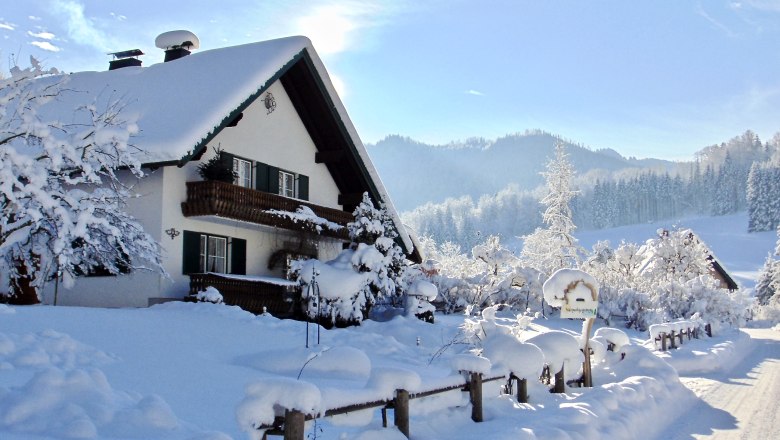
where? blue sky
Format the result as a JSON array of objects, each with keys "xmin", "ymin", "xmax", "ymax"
[{"xmin": 2, "ymin": 0, "xmax": 779, "ymax": 160}]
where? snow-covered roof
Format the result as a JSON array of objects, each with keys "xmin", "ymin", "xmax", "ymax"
[
  {"xmin": 34, "ymin": 35, "xmax": 416, "ymax": 257},
  {"xmin": 42, "ymin": 36, "xmax": 308, "ymax": 164}
]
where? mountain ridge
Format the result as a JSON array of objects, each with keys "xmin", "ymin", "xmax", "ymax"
[{"xmin": 366, "ymin": 130, "xmax": 680, "ymax": 211}]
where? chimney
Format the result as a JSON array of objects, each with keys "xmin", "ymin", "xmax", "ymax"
[
  {"xmin": 107, "ymin": 49, "xmax": 143, "ymax": 70},
  {"xmin": 155, "ymin": 30, "xmax": 200, "ymax": 62}
]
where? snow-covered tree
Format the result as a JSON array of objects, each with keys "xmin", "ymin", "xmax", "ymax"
[
  {"xmin": 747, "ymin": 160, "xmax": 780, "ymax": 232},
  {"xmin": 754, "ymin": 255, "xmax": 777, "ymax": 305},
  {"xmin": 521, "ymin": 141, "xmax": 583, "ymax": 276},
  {"xmin": 0, "ymin": 58, "xmax": 163, "ymax": 304},
  {"xmin": 637, "ymin": 229, "xmax": 712, "ymax": 286},
  {"xmin": 347, "ymin": 192, "xmax": 408, "ymax": 305}
]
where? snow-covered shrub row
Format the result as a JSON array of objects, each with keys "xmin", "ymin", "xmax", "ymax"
[
  {"xmin": 582, "ymin": 228, "xmax": 750, "ymax": 330},
  {"xmin": 417, "ymin": 235, "xmax": 546, "ymax": 314}
]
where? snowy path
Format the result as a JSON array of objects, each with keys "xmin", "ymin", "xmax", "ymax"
[{"xmin": 657, "ymin": 328, "xmax": 780, "ymax": 439}]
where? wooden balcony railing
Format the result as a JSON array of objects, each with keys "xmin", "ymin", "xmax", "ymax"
[
  {"xmin": 189, "ymin": 273, "xmax": 303, "ymax": 318},
  {"xmin": 181, "ymin": 180, "xmax": 352, "ymax": 239}
]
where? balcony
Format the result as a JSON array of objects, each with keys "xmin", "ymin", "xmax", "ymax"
[{"xmin": 181, "ymin": 180, "xmax": 352, "ymax": 240}]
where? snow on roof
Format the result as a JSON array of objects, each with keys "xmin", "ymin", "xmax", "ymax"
[
  {"xmin": 34, "ymin": 35, "xmax": 415, "ymax": 254},
  {"xmin": 37, "ymin": 36, "xmax": 310, "ymax": 164}
]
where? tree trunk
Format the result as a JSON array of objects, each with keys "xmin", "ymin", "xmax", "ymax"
[{"xmin": 8, "ymin": 260, "xmax": 40, "ymax": 305}]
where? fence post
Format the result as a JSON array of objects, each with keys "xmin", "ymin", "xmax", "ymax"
[
  {"xmin": 283, "ymin": 409, "xmax": 305, "ymax": 440},
  {"xmin": 670, "ymin": 331, "xmax": 677, "ymax": 349},
  {"xmin": 553, "ymin": 365, "xmax": 565, "ymax": 393},
  {"xmin": 517, "ymin": 378, "xmax": 528, "ymax": 403},
  {"xmin": 394, "ymin": 389, "xmax": 410, "ymax": 438},
  {"xmin": 705, "ymin": 323, "xmax": 712, "ymax": 337},
  {"xmin": 678, "ymin": 331, "xmax": 684, "ymax": 345},
  {"xmin": 469, "ymin": 372, "xmax": 483, "ymax": 422},
  {"xmin": 661, "ymin": 333, "xmax": 667, "ymax": 351}
]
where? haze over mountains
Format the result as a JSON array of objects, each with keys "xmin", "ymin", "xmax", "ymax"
[
  {"xmin": 366, "ymin": 130, "xmax": 679, "ymax": 212},
  {"xmin": 366, "ymin": 129, "xmax": 778, "ymax": 250}
]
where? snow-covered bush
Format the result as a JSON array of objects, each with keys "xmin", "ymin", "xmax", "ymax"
[
  {"xmin": 195, "ymin": 286, "xmax": 223, "ymax": 304},
  {"xmin": 291, "ymin": 252, "xmax": 372, "ymax": 327},
  {"xmin": 289, "ymin": 193, "xmax": 411, "ymax": 326},
  {"xmin": 405, "ymin": 279, "xmax": 437, "ymax": 322},
  {"xmin": 418, "ymin": 235, "xmax": 545, "ymax": 314}
]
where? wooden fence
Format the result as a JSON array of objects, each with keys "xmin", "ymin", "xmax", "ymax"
[
  {"xmin": 254, "ymin": 338, "xmax": 629, "ymax": 440},
  {"xmin": 651, "ymin": 322, "xmax": 711, "ymax": 351},
  {"xmin": 259, "ymin": 371, "xmax": 509, "ymax": 440}
]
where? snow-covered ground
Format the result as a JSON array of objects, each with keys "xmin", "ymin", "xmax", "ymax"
[{"xmin": 0, "ymin": 212, "xmax": 777, "ymax": 440}]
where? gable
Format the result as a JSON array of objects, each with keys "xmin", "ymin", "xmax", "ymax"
[{"xmin": 29, "ymin": 35, "xmax": 418, "ymax": 260}]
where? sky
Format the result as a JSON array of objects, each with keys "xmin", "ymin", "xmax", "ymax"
[{"xmin": 1, "ymin": 0, "xmax": 779, "ymax": 160}]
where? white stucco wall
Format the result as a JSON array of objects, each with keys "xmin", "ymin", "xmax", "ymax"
[{"xmin": 41, "ymin": 169, "xmax": 168, "ymax": 308}]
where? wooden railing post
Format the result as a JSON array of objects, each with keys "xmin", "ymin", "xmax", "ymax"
[
  {"xmin": 283, "ymin": 409, "xmax": 305, "ymax": 440},
  {"xmin": 394, "ymin": 389, "xmax": 410, "ymax": 438},
  {"xmin": 705, "ymin": 323, "xmax": 712, "ymax": 337},
  {"xmin": 660, "ymin": 333, "xmax": 668, "ymax": 351},
  {"xmin": 670, "ymin": 330, "xmax": 677, "ymax": 349},
  {"xmin": 553, "ymin": 365, "xmax": 565, "ymax": 393},
  {"xmin": 517, "ymin": 378, "xmax": 528, "ymax": 403},
  {"xmin": 469, "ymin": 372, "xmax": 483, "ymax": 422}
]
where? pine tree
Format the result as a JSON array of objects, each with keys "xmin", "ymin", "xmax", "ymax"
[
  {"xmin": 348, "ymin": 193, "xmax": 408, "ymax": 303},
  {"xmin": 755, "ymin": 255, "xmax": 777, "ymax": 305}
]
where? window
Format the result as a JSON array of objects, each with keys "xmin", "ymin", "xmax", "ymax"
[
  {"xmin": 233, "ymin": 157, "xmax": 252, "ymax": 188},
  {"xmin": 279, "ymin": 170, "xmax": 296, "ymax": 198},
  {"xmin": 201, "ymin": 236, "xmax": 227, "ymax": 273},
  {"xmin": 183, "ymin": 231, "xmax": 246, "ymax": 275},
  {"xmin": 255, "ymin": 163, "xmax": 309, "ymax": 201}
]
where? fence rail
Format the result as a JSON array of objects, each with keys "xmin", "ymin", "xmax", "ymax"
[
  {"xmin": 260, "ymin": 372, "xmax": 506, "ymax": 439},
  {"xmin": 650, "ymin": 321, "xmax": 711, "ymax": 351}
]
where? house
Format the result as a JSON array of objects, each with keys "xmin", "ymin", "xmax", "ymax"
[{"xmin": 28, "ymin": 33, "xmax": 420, "ymax": 313}]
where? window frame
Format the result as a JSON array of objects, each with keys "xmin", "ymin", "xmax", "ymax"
[
  {"xmin": 232, "ymin": 156, "xmax": 253, "ymax": 189},
  {"xmin": 199, "ymin": 234, "xmax": 228, "ymax": 273},
  {"xmin": 278, "ymin": 169, "xmax": 296, "ymax": 198}
]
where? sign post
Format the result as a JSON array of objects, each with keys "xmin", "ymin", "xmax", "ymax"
[{"xmin": 543, "ymin": 269, "xmax": 600, "ymax": 388}]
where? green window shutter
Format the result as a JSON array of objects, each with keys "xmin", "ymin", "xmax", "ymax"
[
  {"xmin": 220, "ymin": 151, "xmax": 234, "ymax": 169},
  {"xmin": 221, "ymin": 151, "xmax": 235, "ymax": 181},
  {"xmin": 298, "ymin": 174, "xmax": 309, "ymax": 201},
  {"xmin": 268, "ymin": 166, "xmax": 280, "ymax": 194},
  {"xmin": 231, "ymin": 238, "xmax": 247, "ymax": 275},
  {"xmin": 182, "ymin": 230, "xmax": 201, "ymax": 274},
  {"xmin": 256, "ymin": 162, "xmax": 270, "ymax": 191}
]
